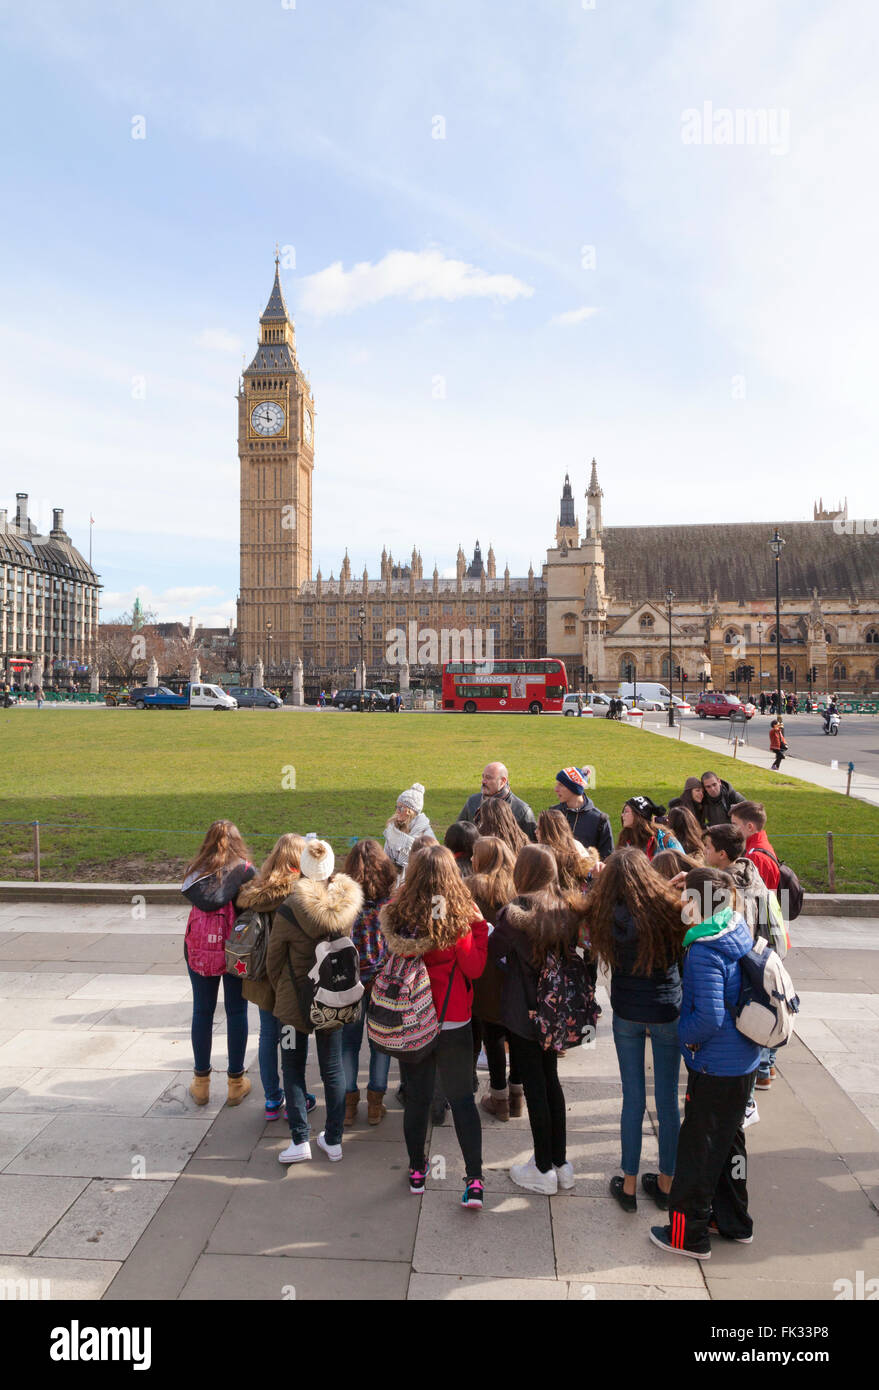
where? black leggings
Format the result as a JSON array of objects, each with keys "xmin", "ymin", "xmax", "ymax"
[
  {"xmin": 472, "ymin": 1017, "xmax": 521, "ymax": 1090},
  {"xmin": 508, "ymin": 1034, "xmax": 566, "ymax": 1173},
  {"xmin": 399, "ymin": 1023, "xmax": 483, "ymax": 1179}
]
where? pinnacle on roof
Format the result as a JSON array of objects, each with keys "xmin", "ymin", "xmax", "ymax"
[
  {"xmin": 260, "ymin": 253, "xmax": 291, "ymax": 322},
  {"xmin": 588, "ymin": 458, "xmax": 601, "ymax": 495}
]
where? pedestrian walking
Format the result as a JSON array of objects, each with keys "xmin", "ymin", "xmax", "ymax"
[
  {"xmin": 378, "ymin": 845, "xmax": 488, "ymax": 1208},
  {"xmin": 488, "ymin": 845, "xmax": 582, "ymax": 1194},
  {"xmin": 650, "ymin": 866, "xmax": 760, "ymax": 1259},
  {"xmin": 266, "ymin": 838, "xmax": 364, "ymax": 1164},
  {"xmin": 579, "ymin": 848, "xmax": 687, "ymax": 1214},
  {"xmin": 769, "ymin": 718, "xmax": 787, "ymax": 770},
  {"xmin": 182, "ymin": 821, "xmax": 256, "ymax": 1107},
  {"xmin": 340, "ymin": 839, "xmax": 398, "ymax": 1127}
]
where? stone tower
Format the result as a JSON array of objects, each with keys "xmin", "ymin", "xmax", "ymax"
[
  {"xmin": 238, "ymin": 254, "xmax": 315, "ymax": 669},
  {"xmin": 582, "ymin": 460, "xmax": 607, "ymax": 683}
]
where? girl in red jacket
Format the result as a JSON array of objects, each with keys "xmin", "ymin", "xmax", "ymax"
[{"xmin": 379, "ymin": 845, "xmax": 488, "ymax": 1208}]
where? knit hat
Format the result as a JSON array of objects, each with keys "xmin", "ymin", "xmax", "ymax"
[
  {"xmin": 299, "ymin": 837, "xmax": 335, "ymax": 880},
  {"xmin": 625, "ymin": 795, "xmax": 666, "ymax": 821},
  {"xmin": 556, "ymin": 767, "xmax": 587, "ymax": 797},
  {"xmin": 682, "ymin": 777, "xmax": 702, "ymax": 793},
  {"xmin": 397, "ymin": 782, "xmax": 425, "ymax": 814}
]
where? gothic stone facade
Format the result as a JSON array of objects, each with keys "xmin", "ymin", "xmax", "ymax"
[{"xmin": 238, "ymin": 264, "xmax": 879, "ymax": 690}]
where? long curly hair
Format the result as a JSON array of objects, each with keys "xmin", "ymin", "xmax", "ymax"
[
  {"xmin": 468, "ymin": 836, "xmax": 516, "ymax": 920},
  {"xmin": 508, "ymin": 846, "xmax": 579, "ymax": 968},
  {"xmin": 474, "ymin": 797, "xmax": 528, "ymax": 855},
  {"xmin": 185, "ymin": 820, "xmax": 252, "ymax": 880},
  {"xmin": 665, "ymin": 806, "xmax": 705, "ymax": 858},
  {"xmin": 252, "ymin": 833, "xmax": 305, "ymax": 896},
  {"xmin": 536, "ymin": 809, "xmax": 591, "ymax": 890},
  {"xmin": 577, "ymin": 847, "xmax": 686, "ymax": 975},
  {"xmin": 382, "ymin": 844, "xmax": 477, "ymax": 948},
  {"xmin": 343, "ymin": 838, "xmax": 398, "ymax": 903}
]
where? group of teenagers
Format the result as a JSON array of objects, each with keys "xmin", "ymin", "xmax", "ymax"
[{"xmin": 181, "ymin": 758, "xmax": 791, "ymax": 1259}]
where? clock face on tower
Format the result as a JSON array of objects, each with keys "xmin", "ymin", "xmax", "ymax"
[
  {"xmin": 304, "ymin": 408, "xmax": 313, "ymax": 445},
  {"xmin": 250, "ymin": 401, "xmax": 285, "ymax": 437}
]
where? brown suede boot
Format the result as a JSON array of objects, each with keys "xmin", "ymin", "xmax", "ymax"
[
  {"xmin": 509, "ymin": 1084, "xmax": 525, "ymax": 1118},
  {"xmin": 480, "ymin": 1087, "xmax": 510, "ymax": 1121},
  {"xmin": 367, "ymin": 1089, "xmax": 387, "ymax": 1125},
  {"xmin": 189, "ymin": 1072, "xmax": 210, "ymax": 1106},
  {"xmin": 226, "ymin": 1073, "xmax": 251, "ymax": 1106},
  {"xmin": 344, "ymin": 1090, "xmax": 360, "ymax": 1127}
]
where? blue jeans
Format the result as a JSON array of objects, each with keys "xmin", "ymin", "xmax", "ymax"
[
  {"xmin": 341, "ymin": 1001, "xmax": 391, "ymax": 1095},
  {"xmin": 612, "ymin": 1015, "xmax": 681, "ymax": 1177},
  {"xmin": 258, "ymin": 1009, "xmax": 284, "ymax": 1108},
  {"xmin": 758, "ymin": 1045, "xmax": 777, "ymax": 1079},
  {"xmin": 280, "ymin": 1027, "xmax": 346, "ymax": 1146},
  {"xmin": 187, "ymin": 964, "xmax": 248, "ymax": 1075}
]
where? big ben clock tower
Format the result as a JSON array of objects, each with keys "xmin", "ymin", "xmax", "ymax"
[{"xmin": 238, "ymin": 254, "xmax": 314, "ymax": 670}]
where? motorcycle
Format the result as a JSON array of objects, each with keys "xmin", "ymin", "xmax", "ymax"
[{"xmin": 822, "ymin": 712, "xmax": 840, "ymax": 736}]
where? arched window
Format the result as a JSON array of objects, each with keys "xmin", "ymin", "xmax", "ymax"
[
  {"xmin": 724, "ymin": 629, "xmax": 741, "ymax": 646},
  {"xmin": 563, "ymin": 612, "xmax": 577, "ymax": 636},
  {"xmin": 639, "ymin": 614, "xmax": 654, "ymax": 630},
  {"xmin": 619, "ymin": 654, "xmax": 637, "ymax": 680},
  {"xmin": 824, "ymin": 628, "xmax": 836, "ymax": 644},
  {"xmin": 866, "ymin": 628, "xmax": 879, "ymax": 644},
  {"xmin": 833, "ymin": 663, "xmax": 847, "ymax": 680},
  {"xmin": 781, "ymin": 664, "xmax": 794, "ymax": 682}
]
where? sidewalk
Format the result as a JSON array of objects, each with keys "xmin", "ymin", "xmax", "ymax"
[
  {"xmin": 637, "ymin": 715, "xmax": 879, "ymax": 808},
  {"xmin": 0, "ymin": 903, "xmax": 877, "ymax": 1301}
]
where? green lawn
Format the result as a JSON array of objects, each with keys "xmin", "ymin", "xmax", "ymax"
[{"xmin": 1, "ymin": 710, "xmax": 878, "ymax": 890}]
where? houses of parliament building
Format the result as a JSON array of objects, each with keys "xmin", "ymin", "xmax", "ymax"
[{"xmin": 238, "ymin": 261, "xmax": 879, "ymax": 694}]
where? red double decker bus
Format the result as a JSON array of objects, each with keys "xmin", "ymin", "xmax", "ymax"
[{"xmin": 442, "ymin": 658, "xmax": 568, "ymax": 714}]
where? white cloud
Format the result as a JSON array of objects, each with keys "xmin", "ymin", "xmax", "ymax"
[
  {"xmin": 298, "ymin": 250, "xmax": 535, "ymax": 317},
  {"xmin": 550, "ymin": 306, "xmax": 599, "ymax": 326},
  {"xmin": 101, "ymin": 585, "xmax": 236, "ymax": 628},
  {"xmin": 197, "ymin": 329, "xmax": 242, "ymax": 353}
]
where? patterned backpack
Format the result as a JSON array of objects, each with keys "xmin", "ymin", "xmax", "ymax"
[
  {"xmin": 368, "ymin": 956, "xmax": 457, "ymax": 1063},
  {"xmin": 535, "ymin": 947, "xmax": 598, "ymax": 1053}
]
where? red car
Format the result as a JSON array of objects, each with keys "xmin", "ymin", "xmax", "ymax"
[{"xmin": 695, "ymin": 692, "xmax": 754, "ymax": 720}]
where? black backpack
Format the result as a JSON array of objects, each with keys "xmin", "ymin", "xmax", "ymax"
[
  {"xmin": 225, "ymin": 909, "xmax": 271, "ymax": 981},
  {"xmin": 752, "ymin": 849, "xmax": 804, "ymax": 922},
  {"xmin": 535, "ymin": 948, "xmax": 599, "ymax": 1053}
]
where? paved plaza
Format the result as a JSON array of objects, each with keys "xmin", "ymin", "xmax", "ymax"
[{"xmin": 0, "ymin": 898, "xmax": 877, "ymax": 1301}]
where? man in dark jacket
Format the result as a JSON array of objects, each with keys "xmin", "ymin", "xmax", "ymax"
[
  {"xmin": 549, "ymin": 767, "xmax": 614, "ymax": 860},
  {"xmin": 457, "ymin": 762, "xmax": 537, "ymax": 841},
  {"xmin": 700, "ymin": 771, "xmax": 745, "ymax": 828}
]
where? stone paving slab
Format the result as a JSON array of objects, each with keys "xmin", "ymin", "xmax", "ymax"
[
  {"xmin": 409, "ymin": 1273, "xmax": 566, "ymax": 1299},
  {"xmin": 0, "ymin": 1028, "xmax": 142, "ymax": 1069},
  {"xmin": 0, "ymin": 1174, "xmax": 91, "ymax": 1254},
  {"xmin": 0, "ymin": 1255, "xmax": 121, "ymax": 1300},
  {"xmin": 179, "ymin": 1252, "xmax": 412, "ymax": 1300},
  {"xmin": 4, "ymin": 1114, "xmax": 212, "ymax": 1179},
  {"xmin": 0, "ymin": 933, "xmax": 107, "ymax": 960},
  {"xmin": 413, "ymin": 1189, "xmax": 557, "ymax": 1278},
  {"xmin": 552, "ymin": 1195, "xmax": 706, "ymax": 1288},
  {"xmin": 35, "ymin": 1178, "xmax": 173, "ymax": 1261},
  {"xmin": 0, "ymin": 1112, "xmax": 55, "ymax": 1166},
  {"xmin": 67, "ymin": 973, "xmax": 192, "ymax": 1001},
  {"xmin": 0, "ymin": 1067, "xmax": 176, "ymax": 1118}
]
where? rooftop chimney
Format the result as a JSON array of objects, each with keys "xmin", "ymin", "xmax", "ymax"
[
  {"xmin": 16, "ymin": 493, "xmax": 27, "ymax": 531},
  {"xmin": 0, "ymin": 509, "xmax": 6, "ymax": 532},
  {"xmin": 51, "ymin": 508, "xmax": 66, "ymax": 538}
]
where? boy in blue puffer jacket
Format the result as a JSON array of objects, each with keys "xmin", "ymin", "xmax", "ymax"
[{"xmin": 650, "ymin": 866, "xmax": 760, "ymax": 1260}]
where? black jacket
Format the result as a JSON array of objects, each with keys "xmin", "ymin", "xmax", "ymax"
[
  {"xmin": 488, "ymin": 897, "xmax": 579, "ymax": 1040},
  {"xmin": 702, "ymin": 779, "xmax": 745, "ymax": 828},
  {"xmin": 458, "ymin": 788, "xmax": 538, "ymax": 841},
  {"xmin": 549, "ymin": 797, "xmax": 614, "ymax": 860},
  {"xmin": 608, "ymin": 902, "xmax": 681, "ymax": 1024}
]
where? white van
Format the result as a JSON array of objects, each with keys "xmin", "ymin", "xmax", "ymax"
[
  {"xmin": 617, "ymin": 681, "xmax": 672, "ymax": 706},
  {"xmin": 188, "ymin": 683, "xmax": 237, "ymax": 710}
]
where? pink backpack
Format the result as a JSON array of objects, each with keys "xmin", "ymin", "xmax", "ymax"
[{"xmin": 185, "ymin": 900, "xmax": 238, "ymax": 976}]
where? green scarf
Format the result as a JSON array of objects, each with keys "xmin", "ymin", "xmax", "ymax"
[{"xmin": 682, "ymin": 904, "xmax": 734, "ymax": 950}]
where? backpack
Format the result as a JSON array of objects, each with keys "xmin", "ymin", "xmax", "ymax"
[
  {"xmin": 225, "ymin": 909, "xmax": 271, "ymax": 981},
  {"xmin": 732, "ymin": 937, "xmax": 800, "ymax": 1048},
  {"xmin": 535, "ymin": 947, "xmax": 599, "ymax": 1053},
  {"xmin": 294, "ymin": 935, "xmax": 364, "ymax": 1031},
  {"xmin": 752, "ymin": 849, "xmax": 804, "ymax": 921},
  {"xmin": 367, "ymin": 956, "xmax": 457, "ymax": 1063}
]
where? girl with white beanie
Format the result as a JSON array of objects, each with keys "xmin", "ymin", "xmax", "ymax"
[{"xmin": 383, "ymin": 783, "xmax": 432, "ymax": 873}]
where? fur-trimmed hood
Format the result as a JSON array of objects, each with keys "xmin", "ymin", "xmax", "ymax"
[
  {"xmin": 500, "ymin": 896, "xmax": 550, "ymax": 941},
  {"xmin": 378, "ymin": 901, "xmax": 473, "ymax": 958},
  {"xmin": 236, "ymin": 871, "xmax": 299, "ymax": 913},
  {"xmin": 286, "ymin": 873, "xmax": 363, "ymax": 939}
]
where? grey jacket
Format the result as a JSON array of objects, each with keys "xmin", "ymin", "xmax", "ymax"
[{"xmin": 457, "ymin": 788, "xmax": 538, "ymax": 841}]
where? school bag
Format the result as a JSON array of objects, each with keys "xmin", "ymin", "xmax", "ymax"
[
  {"xmin": 293, "ymin": 935, "xmax": 364, "ymax": 1031},
  {"xmin": 535, "ymin": 946, "xmax": 599, "ymax": 1053},
  {"xmin": 224, "ymin": 909, "xmax": 271, "ymax": 982},
  {"xmin": 752, "ymin": 849, "xmax": 804, "ymax": 921},
  {"xmin": 732, "ymin": 937, "xmax": 800, "ymax": 1048},
  {"xmin": 367, "ymin": 956, "xmax": 457, "ymax": 1063}
]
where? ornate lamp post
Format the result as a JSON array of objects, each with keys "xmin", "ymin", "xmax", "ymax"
[
  {"xmin": 358, "ymin": 605, "xmax": 366, "ymax": 690},
  {"xmin": 665, "ymin": 588, "xmax": 675, "ymax": 727},
  {"xmin": 756, "ymin": 621, "xmax": 763, "ymax": 702},
  {"xmin": 265, "ymin": 620, "xmax": 273, "ymax": 685},
  {"xmin": 769, "ymin": 531, "xmax": 785, "ymax": 714}
]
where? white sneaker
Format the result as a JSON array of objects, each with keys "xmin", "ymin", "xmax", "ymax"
[
  {"xmin": 279, "ymin": 1140, "xmax": 312, "ymax": 1164},
  {"xmin": 554, "ymin": 1161, "xmax": 575, "ymax": 1190},
  {"xmin": 743, "ymin": 1102, "xmax": 760, "ymax": 1129},
  {"xmin": 317, "ymin": 1130, "xmax": 343, "ymax": 1162},
  {"xmin": 510, "ymin": 1155, "xmax": 558, "ymax": 1195}
]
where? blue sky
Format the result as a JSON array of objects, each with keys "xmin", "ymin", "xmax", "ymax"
[{"xmin": 1, "ymin": 0, "xmax": 876, "ymax": 624}]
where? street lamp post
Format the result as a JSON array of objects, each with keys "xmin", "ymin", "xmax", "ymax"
[
  {"xmin": 265, "ymin": 620, "xmax": 273, "ymax": 685},
  {"xmin": 358, "ymin": 605, "xmax": 366, "ymax": 690},
  {"xmin": 756, "ymin": 621, "xmax": 763, "ymax": 703},
  {"xmin": 665, "ymin": 588, "xmax": 675, "ymax": 727},
  {"xmin": 769, "ymin": 530, "xmax": 785, "ymax": 715}
]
